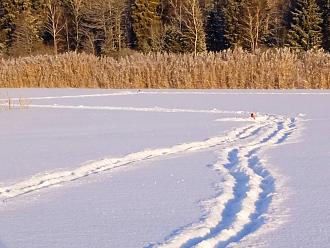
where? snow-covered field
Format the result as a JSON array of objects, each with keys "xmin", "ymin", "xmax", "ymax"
[{"xmin": 0, "ymin": 89, "xmax": 329, "ymax": 248}]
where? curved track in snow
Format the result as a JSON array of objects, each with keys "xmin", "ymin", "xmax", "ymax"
[
  {"xmin": 0, "ymin": 119, "xmax": 261, "ymax": 200},
  {"xmin": 155, "ymin": 117, "xmax": 297, "ymax": 248},
  {"xmin": 0, "ymin": 97, "xmax": 299, "ymax": 248}
]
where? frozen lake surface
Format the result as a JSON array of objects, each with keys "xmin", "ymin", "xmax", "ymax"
[{"xmin": 0, "ymin": 89, "xmax": 329, "ymax": 248}]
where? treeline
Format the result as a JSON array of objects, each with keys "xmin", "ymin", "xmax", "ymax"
[{"xmin": 0, "ymin": 0, "xmax": 330, "ymax": 57}]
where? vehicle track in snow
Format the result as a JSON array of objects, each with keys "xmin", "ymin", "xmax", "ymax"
[
  {"xmin": 1, "ymin": 102, "xmax": 249, "ymax": 116},
  {"xmin": 0, "ymin": 98, "xmax": 299, "ymax": 248},
  {"xmin": 0, "ymin": 117, "xmax": 265, "ymax": 201},
  {"xmin": 153, "ymin": 117, "xmax": 297, "ymax": 248},
  {"xmin": 1, "ymin": 90, "xmax": 329, "ymax": 103}
]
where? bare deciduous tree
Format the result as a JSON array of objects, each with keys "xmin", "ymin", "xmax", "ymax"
[
  {"xmin": 43, "ymin": 0, "xmax": 65, "ymax": 54},
  {"xmin": 81, "ymin": 0, "xmax": 126, "ymax": 55},
  {"xmin": 167, "ymin": 0, "xmax": 206, "ymax": 55},
  {"xmin": 66, "ymin": 0, "xmax": 86, "ymax": 51},
  {"xmin": 240, "ymin": 0, "xmax": 272, "ymax": 52}
]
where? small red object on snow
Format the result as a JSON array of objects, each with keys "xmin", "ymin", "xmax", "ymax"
[{"xmin": 250, "ymin": 112, "xmax": 256, "ymax": 120}]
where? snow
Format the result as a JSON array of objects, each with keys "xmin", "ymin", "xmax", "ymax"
[{"xmin": 0, "ymin": 89, "xmax": 329, "ymax": 248}]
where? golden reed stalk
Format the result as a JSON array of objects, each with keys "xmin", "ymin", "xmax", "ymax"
[{"xmin": 0, "ymin": 48, "xmax": 329, "ymax": 89}]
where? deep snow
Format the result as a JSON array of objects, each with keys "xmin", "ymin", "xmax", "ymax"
[{"xmin": 0, "ymin": 89, "xmax": 329, "ymax": 248}]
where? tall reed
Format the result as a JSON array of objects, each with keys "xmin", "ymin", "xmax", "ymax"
[{"xmin": 0, "ymin": 48, "xmax": 329, "ymax": 89}]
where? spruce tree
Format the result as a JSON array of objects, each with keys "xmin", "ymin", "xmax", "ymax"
[
  {"xmin": 318, "ymin": 0, "xmax": 330, "ymax": 50},
  {"xmin": 132, "ymin": 0, "xmax": 163, "ymax": 52},
  {"xmin": 287, "ymin": 0, "xmax": 323, "ymax": 50},
  {"xmin": 267, "ymin": 0, "xmax": 291, "ymax": 47},
  {"xmin": 163, "ymin": 25, "xmax": 190, "ymax": 53},
  {"xmin": 0, "ymin": 0, "xmax": 18, "ymax": 52},
  {"xmin": 205, "ymin": 9, "xmax": 226, "ymax": 51},
  {"xmin": 221, "ymin": 0, "xmax": 243, "ymax": 49},
  {"xmin": 0, "ymin": 0, "xmax": 45, "ymax": 56}
]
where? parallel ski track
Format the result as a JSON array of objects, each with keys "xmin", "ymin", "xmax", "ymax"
[{"xmin": 0, "ymin": 97, "xmax": 299, "ymax": 248}]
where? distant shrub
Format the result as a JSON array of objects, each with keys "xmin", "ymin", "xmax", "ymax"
[{"xmin": 0, "ymin": 49, "xmax": 329, "ymax": 89}]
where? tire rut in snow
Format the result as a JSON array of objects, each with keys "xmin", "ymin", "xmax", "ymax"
[
  {"xmin": 0, "ymin": 121, "xmax": 265, "ymax": 201},
  {"xmin": 154, "ymin": 117, "xmax": 297, "ymax": 248}
]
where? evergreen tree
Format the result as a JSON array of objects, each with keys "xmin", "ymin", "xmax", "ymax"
[
  {"xmin": 132, "ymin": 0, "xmax": 163, "ymax": 52},
  {"xmin": 287, "ymin": 0, "xmax": 323, "ymax": 50},
  {"xmin": 1, "ymin": 0, "xmax": 329, "ymax": 55},
  {"xmin": 161, "ymin": 0, "xmax": 190, "ymax": 53},
  {"xmin": 205, "ymin": 9, "xmax": 226, "ymax": 51},
  {"xmin": 0, "ymin": 3, "xmax": 6, "ymax": 54},
  {"xmin": 318, "ymin": 0, "xmax": 330, "ymax": 50},
  {"xmin": 159, "ymin": 0, "xmax": 206, "ymax": 54},
  {"xmin": 220, "ymin": 0, "xmax": 244, "ymax": 49},
  {"xmin": 0, "ymin": 0, "xmax": 18, "ymax": 52},
  {"xmin": 6, "ymin": 0, "xmax": 45, "ymax": 56},
  {"xmin": 0, "ymin": 0, "xmax": 46, "ymax": 56},
  {"xmin": 163, "ymin": 24, "xmax": 190, "ymax": 53},
  {"xmin": 267, "ymin": 0, "xmax": 291, "ymax": 47},
  {"xmin": 160, "ymin": 0, "xmax": 189, "ymax": 53}
]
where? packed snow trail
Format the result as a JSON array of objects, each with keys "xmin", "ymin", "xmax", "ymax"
[
  {"xmin": 1, "ymin": 103, "xmax": 249, "ymax": 115},
  {"xmin": 154, "ymin": 117, "xmax": 297, "ymax": 248},
  {"xmin": 0, "ymin": 118, "xmax": 267, "ymax": 200},
  {"xmin": 0, "ymin": 100, "xmax": 299, "ymax": 248},
  {"xmin": 1, "ymin": 90, "xmax": 329, "ymax": 103}
]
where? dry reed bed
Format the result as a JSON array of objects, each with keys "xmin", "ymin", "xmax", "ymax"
[{"xmin": 0, "ymin": 49, "xmax": 329, "ymax": 89}]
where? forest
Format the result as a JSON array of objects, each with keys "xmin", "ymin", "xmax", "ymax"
[
  {"xmin": 1, "ymin": 0, "xmax": 330, "ymax": 56},
  {"xmin": 0, "ymin": 0, "xmax": 329, "ymax": 89}
]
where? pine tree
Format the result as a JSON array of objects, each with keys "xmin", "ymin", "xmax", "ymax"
[
  {"xmin": 287, "ymin": 0, "xmax": 323, "ymax": 50},
  {"xmin": 132, "ymin": 0, "xmax": 163, "ymax": 52}
]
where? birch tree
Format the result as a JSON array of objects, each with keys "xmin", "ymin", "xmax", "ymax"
[
  {"xmin": 65, "ymin": 0, "xmax": 86, "ymax": 51},
  {"xmin": 43, "ymin": 0, "xmax": 65, "ymax": 54},
  {"xmin": 240, "ymin": 0, "xmax": 272, "ymax": 51},
  {"xmin": 166, "ymin": 0, "xmax": 206, "ymax": 54}
]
